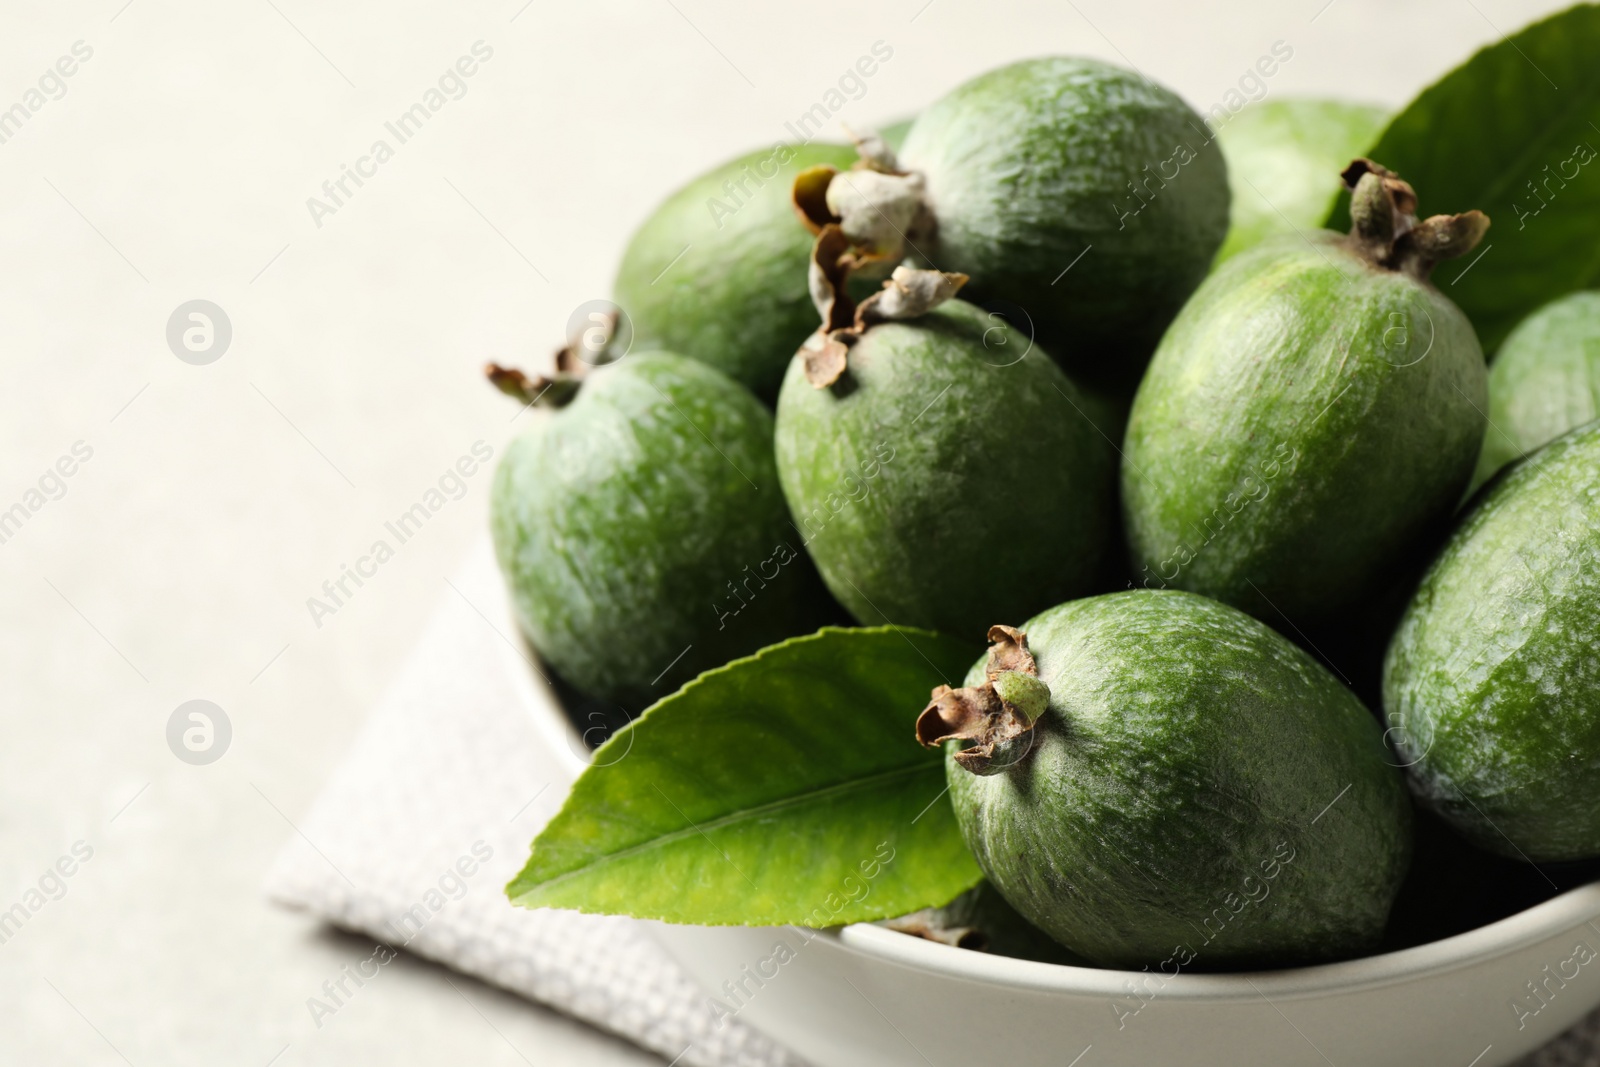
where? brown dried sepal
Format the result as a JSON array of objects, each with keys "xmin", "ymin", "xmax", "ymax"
[
  {"xmin": 791, "ymin": 135, "xmax": 938, "ymax": 389},
  {"xmin": 487, "ymin": 329, "xmax": 606, "ymax": 411},
  {"xmin": 845, "ymin": 126, "xmax": 900, "ymax": 175},
  {"xmin": 793, "ymin": 128, "xmax": 957, "ymax": 388},
  {"xmin": 915, "ymin": 625, "xmax": 1042, "ymax": 775},
  {"xmin": 883, "ymin": 911, "xmax": 987, "ymax": 951},
  {"xmin": 1403, "ymin": 210, "xmax": 1490, "ymax": 275},
  {"xmin": 984, "ymin": 625, "xmax": 1035, "ymax": 675},
  {"xmin": 797, "ymin": 331, "xmax": 852, "ymax": 390},
  {"xmin": 1341, "ymin": 158, "xmax": 1489, "ymax": 280},
  {"xmin": 551, "ymin": 310, "xmax": 621, "ymax": 375},
  {"xmin": 791, "ymin": 128, "xmax": 911, "ymax": 237},
  {"xmin": 808, "ymin": 224, "xmax": 859, "ymax": 336},
  {"xmin": 857, "ymin": 266, "xmax": 969, "ymax": 328},
  {"xmin": 484, "ymin": 363, "xmax": 579, "ymax": 409},
  {"xmin": 485, "ymin": 310, "xmax": 625, "ymax": 409},
  {"xmin": 799, "ymin": 224, "xmax": 867, "ymax": 388},
  {"xmin": 800, "ymin": 257, "xmax": 970, "ymax": 389},
  {"xmin": 792, "ymin": 165, "xmax": 840, "ymax": 236}
]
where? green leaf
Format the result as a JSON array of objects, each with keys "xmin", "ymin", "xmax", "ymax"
[
  {"xmin": 1325, "ymin": 3, "xmax": 1600, "ymax": 351},
  {"xmin": 1215, "ymin": 99, "xmax": 1389, "ymax": 265},
  {"xmin": 507, "ymin": 626, "xmax": 983, "ymax": 926}
]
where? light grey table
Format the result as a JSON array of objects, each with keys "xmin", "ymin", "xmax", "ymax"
[{"xmin": 0, "ymin": 0, "xmax": 1575, "ymax": 1062}]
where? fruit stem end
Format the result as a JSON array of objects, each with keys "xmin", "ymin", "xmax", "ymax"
[
  {"xmin": 1341, "ymin": 158, "xmax": 1489, "ymax": 280},
  {"xmin": 916, "ymin": 625, "xmax": 1046, "ymax": 777},
  {"xmin": 485, "ymin": 363, "xmax": 582, "ymax": 409}
]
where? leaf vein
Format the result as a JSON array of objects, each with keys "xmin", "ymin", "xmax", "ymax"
[{"xmin": 512, "ymin": 762, "xmax": 944, "ymax": 899}]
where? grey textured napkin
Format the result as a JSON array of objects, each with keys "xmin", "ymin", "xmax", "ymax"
[
  {"xmin": 264, "ymin": 538, "xmax": 802, "ymax": 1067},
  {"xmin": 263, "ymin": 539, "xmax": 1600, "ymax": 1067}
]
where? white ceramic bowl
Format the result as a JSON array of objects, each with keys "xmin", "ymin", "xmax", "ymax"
[
  {"xmin": 651, "ymin": 892, "xmax": 1600, "ymax": 1067},
  {"xmin": 497, "ymin": 605, "xmax": 1600, "ymax": 1067}
]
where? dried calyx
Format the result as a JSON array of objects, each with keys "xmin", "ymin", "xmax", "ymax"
[
  {"xmin": 916, "ymin": 626, "xmax": 1051, "ymax": 776},
  {"xmin": 883, "ymin": 909, "xmax": 988, "ymax": 951},
  {"xmin": 486, "ymin": 311, "xmax": 625, "ymax": 409},
  {"xmin": 797, "ymin": 262, "xmax": 969, "ymax": 388},
  {"xmin": 792, "ymin": 130, "xmax": 934, "ymax": 267},
  {"xmin": 792, "ymin": 131, "xmax": 958, "ymax": 388},
  {"xmin": 1341, "ymin": 158, "xmax": 1490, "ymax": 280}
]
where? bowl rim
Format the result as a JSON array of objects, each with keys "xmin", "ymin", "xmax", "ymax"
[
  {"xmin": 836, "ymin": 879, "xmax": 1600, "ymax": 1001},
  {"xmin": 487, "ymin": 557, "xmax": 1600, "ymax": 1006}
]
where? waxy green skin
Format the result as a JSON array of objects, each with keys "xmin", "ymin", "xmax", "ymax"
[
  {"xmin": 898, "ymin": 57, "xmax": 1229, "ymax": 384},
  {"xmin": 613, "ymin": 143, "xmax": 856, "ymax": 403},
  {"xmin": 1385, "ymin": 422, "xmax": 1600, "ymax": 861},
  {"xmin": 1123, "ymin": 232, "xmax": 1486, "ymax": 624},
  {"xmin": 949, "ymin": 591, "xmax": 1413, "ymax": 969},
  {"xmin": 491, "ymin": 353, "xmax": 834, "ymax": 707},
  {"xmin": 774, "ymin": 299, "xmax": 1116, "ymax": 641},
  {"xmin": 1215, "ymin": 98, "xmax": 1389, "ymax": 264},
  {"xmin": 1475, "ymin": 291, "xmax": 1600, "ymax": 488}
]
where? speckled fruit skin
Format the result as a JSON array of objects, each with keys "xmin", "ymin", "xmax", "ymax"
[
  {"xmin": 774, "ymin": 299, "xmax": 1116, "ymax": 642},
  {"xmin": 612, "ymin": 143, "xmax": 856, "ymax": 403},
  {"xmin": 1384, "ymin": 421, "xmax": 1600, "ymax": 862},
  {"xmin": 898, "ymin": 57, "xmax": 1229, "ymax": 385},
  {"xmin": 1215, "ymin": 98, "xmax": 1388, "ymax": 264},
  {"xmin": 491, "ymin": 353, "xmax": 835, "ymax": 707},
  {"xmin": 1123, "ymin": 232, "xmax": 1486, "ymax": 624},
  {"xmin": 1475, "ymin": 291, "xmax": 1600, "ymax": 488},
  {"xmin": 948, "ymin": 590, "xmax": 1413, "ymax": 969}
]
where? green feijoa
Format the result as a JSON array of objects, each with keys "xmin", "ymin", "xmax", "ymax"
[
  {"xmin": 1215, "ymin": 98, "xmax": 1389, "ymax": 264},
  {"xmin": 920, "ymin": 592, "xmax": 1412, "ymax": 969},
  {"xmin": 897, "ymin": 57, "xmax": 1230, "ymax": 384},
  {"xmin": 1474, "ymin": 291, "xmax": 1600, "ymax": 488},
  {"xmin": 1123, "ymin": 160, "xmax": 1489, "ymax": 625},
  {"xmin": 1384, "ymin": 421, "xmax": 1600, "ymax": 862},
  {"xmin": 613, "ymin": 142, "xmax": 857, "ymax": 402},
  {"xmin": 488, "ymin": 352, "xmax": 836, "ymax": 708},
  {"xmin": 774, "ymin": 292, "xmax": 1116, "ymax": 641}
]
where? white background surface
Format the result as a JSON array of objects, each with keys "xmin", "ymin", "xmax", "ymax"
[{"xmin": 0, "ymin": 0, "xmax": 1575, "ymax": 1063}]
